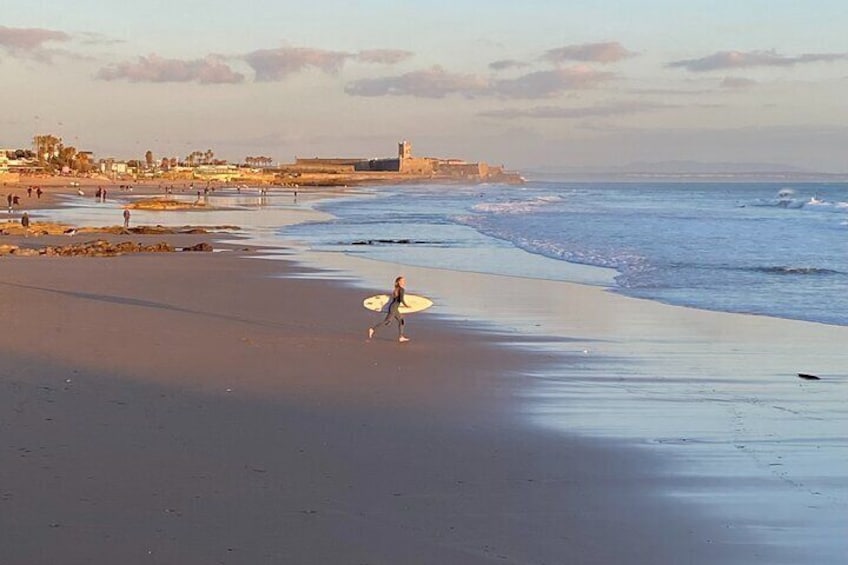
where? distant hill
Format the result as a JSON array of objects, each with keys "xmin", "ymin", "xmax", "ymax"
[
  {"xmin": 531, "ymin": 161, "xmax": 845, "ymax": 181},
  {"xmin": 616, "ymin": 161, "xmax": 812, "ymax": 174}
]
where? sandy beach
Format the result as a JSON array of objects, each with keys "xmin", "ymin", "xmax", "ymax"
[
  {"xmin": 1, "ymin": 179, "xmax": 844, "ymax": 564},
  {"xmin": 1, "ymin": 251, "xmax": 784, "ymax": 564}
]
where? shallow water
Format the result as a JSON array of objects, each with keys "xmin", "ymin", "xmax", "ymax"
[{"xmin": 285, "ymin": 181, "xmax": 848, "ymax": 326}]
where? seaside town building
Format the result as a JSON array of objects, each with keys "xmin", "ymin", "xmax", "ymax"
[{"xmin": 1, "ymin": 149, "xmax": 29, "ymax": 182}]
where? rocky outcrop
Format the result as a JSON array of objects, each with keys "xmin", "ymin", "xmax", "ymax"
[
  {"xmin": 181, "ymin": 242, "xmax": 213, "ymax": 252},
  {"xmin": 128, "ymin": 198, "xmax": 208, "ymax": 210},
  {"xmin": 0, "ymin": 239, "xmax": 213, "ymax": 257},
  {"xmin": 0, "ymin": 221, "xmax": 239, "ymax": 237}
]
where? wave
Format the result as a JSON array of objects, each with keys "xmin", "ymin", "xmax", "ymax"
[
  {"xmin": 747, "ymin": 197, "xmax": 806, "ymax": 209},
  {"xmin": 453, "ymin": 215, "xmax": 647, "ymax": 276},
  {"xmin": 748, "ymin": 198, "xmax": 848, "ymax": 211},
  {"xmin": 471, "ymin": 195, "xmax": 564, "ymax": 215},
  {"xmin": 746, "ymin": 189, "xmax": 848, "ymax": 213}
]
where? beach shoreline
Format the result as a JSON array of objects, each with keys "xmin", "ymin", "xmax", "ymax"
[{"xmin": 1, "ymin": 179, "xmax": 844, "ymax": 563}]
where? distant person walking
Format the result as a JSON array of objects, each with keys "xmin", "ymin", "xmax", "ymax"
[
  {"xmin": 123, "ymin": 208, "xmax": 131, "ymax": 229},
  {"xmin": 368, "ymin": 276, "xmax": 410, "ymax": 342},
  {"xmin": 21, "ymin": 212, "xmax": 30, "ymax": 237},
  {"xmin": 6, "ymin": 193, "xmax": 12, "ymax": 213},
  {"xmin": 36, "ymin": 187, "xmax": 42, "ymax": 199}
]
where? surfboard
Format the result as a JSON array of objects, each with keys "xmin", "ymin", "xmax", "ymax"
[{"xmin": 363, "ymin": 294, "xmax": 433, "ymax": 314}]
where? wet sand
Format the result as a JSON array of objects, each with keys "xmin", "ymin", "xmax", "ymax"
[
  {"xmin": 0, "ymin": 248, "xmax": 783, "ymax": 564},
  {"xmin": 300, "ymin": 249, "xmax": 848, "ymax": 564}
]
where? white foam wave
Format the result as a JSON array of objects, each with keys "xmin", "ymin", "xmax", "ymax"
[{"xmin": 471, "ymin": 195, "xmax": 564, "ymax": 215}]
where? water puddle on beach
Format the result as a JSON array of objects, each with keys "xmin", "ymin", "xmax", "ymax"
[{"xmin": 40, "ymin": 188, "xmax": 848, "ymax": 563}]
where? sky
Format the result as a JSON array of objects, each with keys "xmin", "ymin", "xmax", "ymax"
[{"xmin": 2, "ymin": 0, "xmax": 847, "ymax": 172}]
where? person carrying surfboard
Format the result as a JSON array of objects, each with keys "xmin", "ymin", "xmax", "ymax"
[{"xmin": 368, "ymin": 276, "xmax": 410, "ymax": 342}]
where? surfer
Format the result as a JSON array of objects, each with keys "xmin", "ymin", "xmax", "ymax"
[{"xmin": 368, "ymin": 276, "xmax": 410, "ymax": 342}]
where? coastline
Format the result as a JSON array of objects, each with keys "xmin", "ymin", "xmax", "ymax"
[{"xmin": 1, "ymin": 180, "xmax": 844, "ymax": 563}]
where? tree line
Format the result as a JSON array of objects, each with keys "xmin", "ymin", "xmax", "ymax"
[{"xmin": 17, "ymin": 134, "xmax": 276, "ymax": 172}]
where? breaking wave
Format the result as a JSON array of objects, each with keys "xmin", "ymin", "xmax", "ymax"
[
  {"xmin": 471, "ymin": 195, "xmax": 564, "ymax": 215},
  {"xmin": 747, "ymin": 188, "xmax": 848, "ymax": 213}
]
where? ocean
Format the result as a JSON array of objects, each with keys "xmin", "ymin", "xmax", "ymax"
[{"xmin": 283, "ymin": 180, "xmax": 848, "ymax": 327}]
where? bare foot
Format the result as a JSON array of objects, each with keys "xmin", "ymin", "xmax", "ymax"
[
  {"xmin": 398, "ymin": 336, "xmax": 410, "ymax": 343},
  {"xmin": 368, "ymin": 328, "xmax": 374, "ymax": 340}
]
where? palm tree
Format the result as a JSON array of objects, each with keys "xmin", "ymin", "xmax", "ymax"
[
  {"xmin": 58, "ymin": 145, "xmax": 77, "ymax": 168},
  {"xmin": 33, "ymin": 134, "xmax": 62, "ymax": 162}
]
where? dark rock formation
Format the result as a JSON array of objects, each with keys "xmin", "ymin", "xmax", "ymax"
[
  {"xmin": 1, "ymin": 239, "xmax": 213, "ymax": 257},
  {"xmin": 182, "ymin": 242, "xmax": 213, "ymax": 252}
]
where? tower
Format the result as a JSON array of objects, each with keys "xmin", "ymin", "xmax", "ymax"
[{"xmin": 398, "ymin": 140, "xmax": 412, "ymax": 160}]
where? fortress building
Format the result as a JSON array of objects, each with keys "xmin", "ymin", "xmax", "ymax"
[{"xmin": 281, "ymin": 140, "xmax": 521, "ymax": 184}]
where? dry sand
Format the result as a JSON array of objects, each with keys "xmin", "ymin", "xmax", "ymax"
[{"xmin": 0, "ymin": 246, "xmax": 783, "ymax": 564}]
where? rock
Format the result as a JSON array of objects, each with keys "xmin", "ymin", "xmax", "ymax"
[
  {"xmin": 182, "ymin": 242, "xmax": 213, "ymax": 252},
  {"xmin": 27, "ymin": 240, "xmax": 177, "ymax": 257},
  {"xmin": 128, "ymin": 198, "xmax": 208, "ymax": 211},
  {"xmin": 0, "ymin": 244, "xmax": 19, "ymax": 255},
  {"xmin": 13, "ymin": 248, "xmax": 39, "ymax": 257},
  {"xmin": 1, "ymin": 221, "xmax": 239, "ymax": 237}
]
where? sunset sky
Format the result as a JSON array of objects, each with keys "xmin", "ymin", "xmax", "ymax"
[{"xmin": 2, "ymin": 0, "xmax": 847, "ymax": 171}]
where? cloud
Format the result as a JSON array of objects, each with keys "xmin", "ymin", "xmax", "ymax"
[
  {"xmin": 492, "ymin": 67, "xmax": 615, "ymax": 98},
  {"xmin": 96, "ymin": 54, "xmax": 245, "ymax": 84},
  {"xmin": 76, "ymin": 32, "xmax": 126, "ymax": 46},
  {"xmin": 667, "ymin": 49, "xmax": 848, "ymax": 72},
  {"xmin": 345, "ymin": 66, "xmax": 489, "ymax": 98},
  {"xmin": 243, "ymin": 47, "xmax": 352, "ymax": 81},
  {"xmin": 628, "ymin": 87, "xmax": 713, "ymax": 96},
  {"xmin": 489, "ymin": 59, "xmax": 529, "ymax": 71},
  {"xmin": 345, "ymin": 65, "xmax": 614, "ymax": 99},
  {"xmin": 0, "ymin": 25, "xmax": 69, "ymax": 50},
  {"xmin": 0, "ymin": 25, "xmax": 71, "ymax": 62},
  {"xmin": 479, "ymin": 101, "xmax": 676, "ymax": 119},
  {"xmin": 356, "ymin": 49, "xmax": 413, "ymax": 65},
  {"xmin": 542, "ymin": 42, "xmax": 635, "ymax": 64},
  {"xmin": 720, "ymin": 76, "xmax": 758, "ymax": 89}
]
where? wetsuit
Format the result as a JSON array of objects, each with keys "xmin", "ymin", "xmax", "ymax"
[{"xmin": 372, "ymin": 287, "xmax": 408, "ymax": 337}]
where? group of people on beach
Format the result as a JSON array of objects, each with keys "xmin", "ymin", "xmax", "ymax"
[
  {"xmin": 7, "ymin": 193, "xmax": 20, "ymax": 212},
  {"xmin": 5, "ymin": 185, "xmax": 42, "ymax": 213}
]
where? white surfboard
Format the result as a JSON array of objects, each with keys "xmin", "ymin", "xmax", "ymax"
[{"xmin": 363, "ymin": 294, "xmax": 433, "ymax": 314}]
